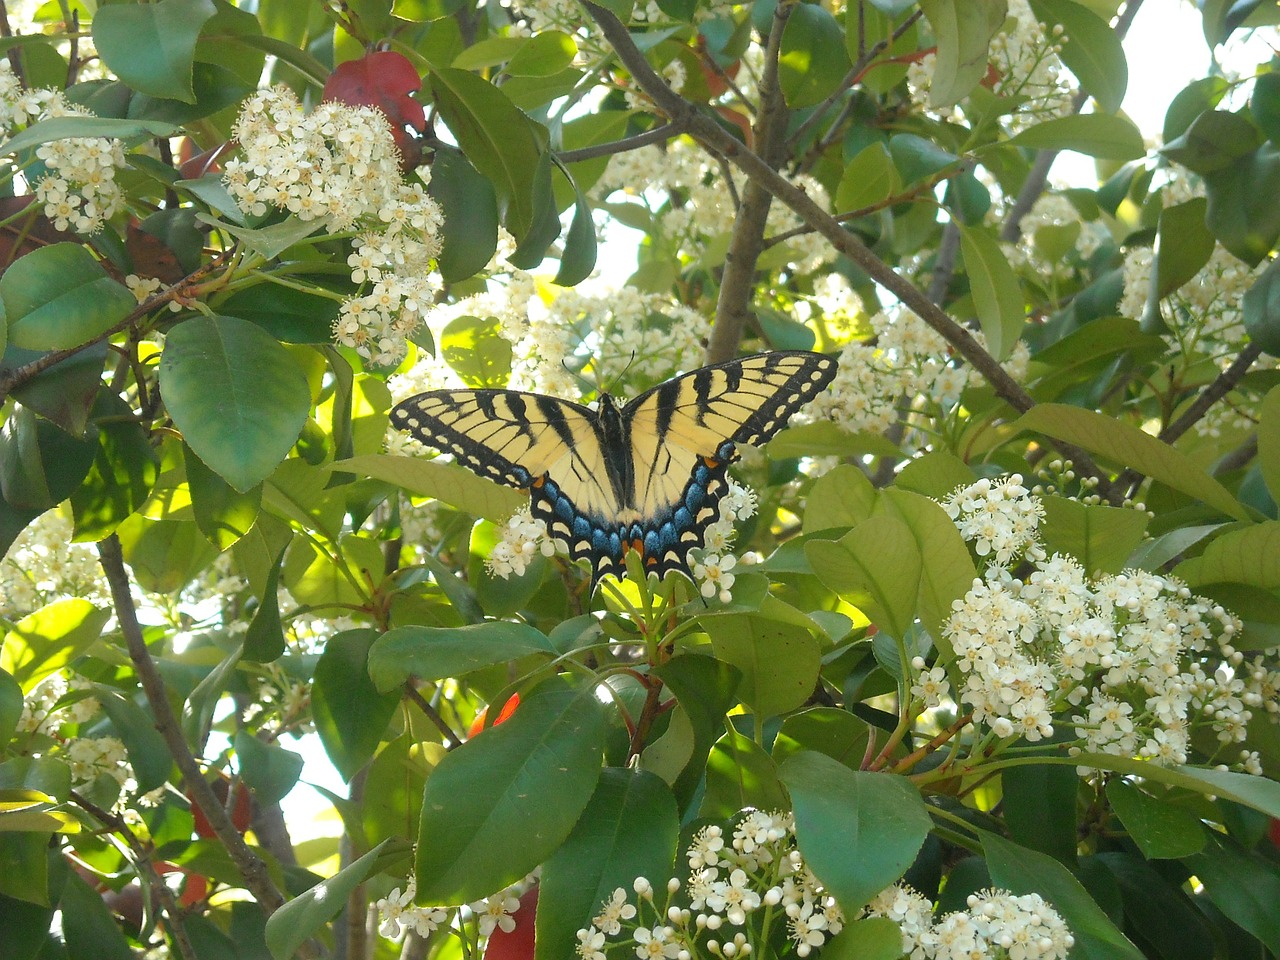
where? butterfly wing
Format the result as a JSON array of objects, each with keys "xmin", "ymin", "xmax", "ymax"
[
  {"xmin": 620, "ymin": 351, "xmax": 839, "ymax": 579},
  {"xmin": 389, "ymin": 389, "xmax": 631, "ymax": 573}
]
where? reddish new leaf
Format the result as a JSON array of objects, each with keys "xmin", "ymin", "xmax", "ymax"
[
  {"xmin": 484, "ymin": 886, "xmax": 537, "ymax": 960},
  {"xmin": 323, "ymin": 51, "xmax": 426, "ymax": 169}
]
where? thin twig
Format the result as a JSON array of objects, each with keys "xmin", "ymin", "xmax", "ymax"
[
  {"xmin": 97, "ymin": 535, "xmax": 288, "ymax": 914},
  {"xmin": 404, "ymin": 683, "xmax": 462, "ymax": 749},
  {"xmin": 70, "ymin": 790, "xmax": 197, "ymax": 960},
  {"xmin": 557, "ymin": 121, "xmax": 682, "ymax": 164}
]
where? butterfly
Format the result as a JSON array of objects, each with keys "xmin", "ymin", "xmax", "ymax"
[{"xmin": 390, "ymin": 351, "xmax": 838, "ymax": 590}]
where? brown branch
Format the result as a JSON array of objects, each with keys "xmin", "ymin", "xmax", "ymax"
[
  {"xmin": 97, "ymin": 535, "xmax": 288, "ymax": 914},
  {"xmin": 705, "ymin": 1, "xmax": 792, "ymax": 364},
  {"xmin": 70, "ymin": 790, "xmax": 197, "ymax": 960},
  {"xmin": 404, "ymin": 682, "xmax": 462, "ymax": 749},
  {"xmin": 557, "ymin": 121, "xmax": 682, "ymax": 164},
  {"xmin": 583, "ymin": 0, "xmax": 1120, "ymax": 501}
]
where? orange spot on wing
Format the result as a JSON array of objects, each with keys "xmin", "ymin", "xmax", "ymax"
[
  {"xmin": 702, "ymin": 456, "xmax": 720, "ymax": 468},
  {"xmin": 531, "ymin": 475, "xmax": 546, "ymax": 488}
]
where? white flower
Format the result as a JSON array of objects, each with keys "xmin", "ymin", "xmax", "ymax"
[
  {"xmin": 594, "ymin": 888, "xmax": 637, "ymax": 935},
  {"xmin": 693, "ymin": 553, "xmax": 737, "ymax": 602}
]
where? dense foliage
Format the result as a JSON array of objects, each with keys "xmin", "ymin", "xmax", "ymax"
[{"xmin": 0, "ymin": 0, "xmax": 1279, "ymax": 958}]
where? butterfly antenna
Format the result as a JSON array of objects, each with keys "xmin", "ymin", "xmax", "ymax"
[{"xmin": 597, "ymin": 351, "xmax": 637, "ymax": 398}]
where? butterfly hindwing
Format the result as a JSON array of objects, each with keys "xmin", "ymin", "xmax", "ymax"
[{"xmin": 389, "ymin": 351, "xmax": 838, "ymax": 591}]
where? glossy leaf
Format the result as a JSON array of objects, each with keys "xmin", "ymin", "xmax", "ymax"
[
  {"xmin": 702, "ymin": 614, "xmax": 821, "ymax": 719},
  {"xmin": 650, "ymin": 654, "xmax": 741, "ymax": 809},
  {"xmin": 820, "ymin": 917, "xmax": 905, "ymax": 960},
  {"xmin": 95, "ymin": 688, "xmax": 170, "ymax": 793},
  {"xmin": 1093, "ymin": 852, "xmax": 1216, "ymax": 960},
  {"xmin": 506, "ymin": 31, "xmax": 577, "ymax": 77},
  {"xmin": 1030, "ymin": 0, "xmax": 1126, "ymax": 113},
  {"xmin": 1162, "ymin": 109, "xmax": 1262, "ymax": 174},
  {"xmin": 700, "ymin": 726, "xmax": 787, "ymax": 819},
  {"xmin": 802, "ymin": 464, "xmax": 878, "ymax": 534},
  {"xmin": 779, "ymin": 751, "xmax": 931, "ymax": 912},
  {"xmin": 184, "ymin": 442, "xmax": 260, "ymax": 550},
  {"xmin": 441, "ymin": 314, "xmax": 514, "ymax": 388},
  {"xmin": 1203, "ymin": 144, "xmax": 1280, "ymax": 265},
  {"xmin": 1243, "ymin": 256, "xmax": 1280, "ymax": 356},
  {"xmin": 367, "ymin": 621, "xmax": 556, "ymax": 692},
  {"xmin": 537, "ymin": 769, "xmax": 678, "ymax": 960},
  {"xmin": 807, "ymin": 515, "xmax": 922, "ymax": 638},
  {"xmin": 958, "ymin": 223, "xmax": 1025, "ymax": 360},
  {"xmin": 416, "ymin": 677, "xmax": 606, "ymax": 903},
  {"xmin": 0, "ymin": 116, "xmax": 179, "ymax": 157},
  {"xmin": 917, "ymin": 0, "xmax": 1007, "ymax": 107},
  {"xmin": 159, "ymin": 315, "xmax": 311, "ymax": 493},
  {"xmin": 1153, "ymin": 197, "xmax": 1216, "ymax": 299},
  {"xmin": 0, "ymin": 668, "xmax": 19, "ymax": 748},
  {"xmin": 778, "ymin": 3, "xmax": 851, "ymax": 109},
  {"xmin": 1174, "ymin": 521, "xmax": 1280, "ymax": 589},
  {"xmin": 1105, "ymin": 780, "xmax": 1206, "ymax": 860},
  {"xmin": 553, "ymin": 170, "xmax": 598, "ymax": 286},
  {"xmin": 0, "ymin": 599, "xmax": 109, "ymax": 693},
  {"xmin": 69, "ymin": 392, "xmax": 160, "ymax": 541},
  {"xmin": 1012, "ymin": 404, "xmax": 1250, "ymax": 521},
  {"xmin": 234, "ymin": 731, "xmax": 304, "ymax": 806},
  {"xmin": 92, "ymin": 0, "xmax": 217, "ymax": 102},
  {"xmin": 6, "ymin": 341, "xmax": 107, "ymax": 438},
  {"xmin": 773, "ymin": 708, "xmax": 871, "ymax": 770},
  {"xmin": 836, "ymin": 142, "xmax": 901, "ymax": 212},
  {"xmin": 363, "ymin": 734, "xmax": 441, "ymax": 846},
  {"xmin": 1009, "ymin": 113, "xmax": 1146, "ymax": 159},
  {"xmin": 0, "ymin": 406, "xmax": 96, "ymax": 511},
  {"xmin": 1184, "ymin": 834, "xmax": 1280, "ymax": 953},
  {"xmin": 336, "ymin": 454, "xmax": 524, "ymax": 520},
  {"xmin": 219, "ymin": 283, "xmax": 339, "ymax": 344},
  {"xmin": 311, "ymin": 629, "xmax": 400, "ymax": 781},
  {"xmin": 1039, "ymin": 496, "xmax": 1149, "ymax": 575},
  {"xmin": 983, "ymin": 832, "xmax": 1144, "ymax": 960},
  {"xmin": 265, "ymin": 839, "xmax": 396, "ymax": 960},
  {"xmin": 242, "ymin": 545, "xmax": 287, "ymax": 663},
  {"xmin": 1, "ymin": 244, "xmax": 135, "ymax": 352},
  {"xmin": 114, "ymin": 514, "xmax": 219, "ymax": 593},
  {"xmin": 59, "ymin": 869, "xmax": 134, "ymax": 960}
]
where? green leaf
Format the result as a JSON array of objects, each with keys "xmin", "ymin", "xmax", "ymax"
[
  {"xmin": 1105, "ymin": 780, "xmax": 1206, "ymax": 860},
  {"xmin": 506, "ymin": 30, "xmax": 577, "ymax": 77},
  {"xmin": 1127, "ymin": 522, "xmax": 1226, "ymax": 572},
  {"xmin": 1002, "ymin": 760, "xmax": 1078, "ymax": 863},
  {"xmin": 778, "ymin": 3, "xmax": 852, "ymax": 109},
  {"xmin": 92, "ymin": 0, "xmax": 216, "ymax": 102},
  {"xmin": 1, "ymin": 244, "xmax": 135, "ymax": 352},
  {"xmin": 184, "ymin": 442, "xmax": 260, "ymax": 550},
  {"xmin": 60, "ymin": 869, "xmax": 134, "ymax": 960},
  {"xmin": 234, "ymin": 731, "xmax": 304, "ymax": 807},
  {"xmin": 1163, "ymin": 76, "xmax": 1230, "ymax": 144},
  {"xmin": 1162, "ymin": 109, "xmax": 1262, "ymax": 173},
  {"xmin": 337, "ymin": 453, "xmax": 525, "ymax": 520},
  {"xmin": 242, "ymin": 545, "xmax": 287, "ymax": 663},
  {"xmin": 1039, "ymin": 496, "xmax": 1149, "ymax": 574},
  {"xmin": 366, "ymin": 622, "xmax": 556, "ymax": 692},
  {"xmin": 415, "ymin": 676, "xmax": 606, "ymax": 903},
  {"xmin": 265, "ymin": 839, "xmax": 396, "ymax": 960},
  {"xmin": 1029, "ymin": 0, "xmax": 1127, "ymax": 113},
  {"xmin": 773, "ymin": 708, "xmax": 871, "ymax": 770},
  {"xmin": 363, "ymin": 734, "xmax": 440, "ymax": 847},
  {"xmin": 1243, "ymin": 256, "xmax": 1280, "ymax": 356},
  {"xmin": 311, "ymin": 629, "xmax": 400, "ymax": 781},
  {"xmin": 820, "ymin": 917, "xmax": 905, "ymax": 960},
  {"xmin": 440, "ymin": 315, "xmax": 513, "ymax": 388},
  {"xmin": 69, "ymin": 392, "xmax": 160, "ymax": 541},
  {"xmin": 888, "ymin": 132, "xmax": 960, "ymax": 184},
  {"xmin": 429, "ymin": 145, "xmax": 499, "ymax": 283},
  {"xmin": 958, "ymin": 223, "xmax": 1025, "ymax": 360},
  {"xmin": 159, "ymin": 315, "xmax": 312, "ymax": 493},
  {"xmin": 1251, "ymin": 71, "xmax": 1280, "ymax": 145},
  {"xmin": 0, "ymin": 405, "xmax": 96, "ymax": 511},
  {"xmin": 0, "ymin": 115, "xmax": 179, "ymax": 157},
  {"xmin": 0, "ymin": 599, "xmax": 109, "ymax": 693},
  {"xmin": 917, "ymin": 0, "xmax": 1007, "ymax": 107},
  {"xmin": 95, "ymin": 688, "xmax": 170, "ymax": 793},
  {"xmin": 702, "ymin": 614, "xmax": 821, "ymax": 719},
  {"xmin": 1011, "ymin": 404, "xmax": 1250, "ymax": 521},
  {"xmin": 1174, "ymin": 520, "xmax": 1280, "ymax": 589},
  {"xmin": 650, "ymin": 654, "xmax": 741, "ymax": 810},
  {"xmin": 779, "ymin": 751, "xmax": 932, "ymax": 912},
  {"xmin": 537, "ymin": 769, "xmax": 678, "ymax": 960},
  {"xmin": 429, "ymin": 67, "xmax": 546, "ymax": 240},
  {"xmin": 218, "ymin": 283, "xmax": 339, "ymax": 344},
  {"xmin": 1184, "ymin": 834, "xmax": 1280, "ymax": 953},
  {"xmin": 553, "ymin": 169, "xmax": 598, "ymax": 287},
  {"xmin": 0, "ymin": 668, "xmax": 20, "ymax": 748},
  {"xmin": 700, "ymin": 726, "xmax": 787, "ymax": 819},
  {"xmin": 836, "ymin": 143, "xmax": 901, "ymax": 212},
  {"xmin": 196, "ymin": 211, "xmax": 326, "ymax": 259},
  {"xmin": 806, "ymin": 515, "xmax": 922, "ymax": 638},
  {"xmin": 1008, "ymin": 113, "xmax": 1146, "ymax": 159},
  {"xmin": 1260, "ymin": 386, "xmax": 1280, "ymax": 503},
  {"xmin": 6, "ymin": 341, "xmax": 106, "ymax": 437},
  {"xmin": 115, "ymin": 515, "xmax": 219, "ymax": 593},
  {"xmin": 1203, "ymin": 143, "xmax": 1280, "ymax": 265},
  {"xmin": 984, "ymin": 832, "xmax": 1144, "ymax": 959},
  {"xmin": 1093, "ymin": 852, "xmax": 1217, "ymax": 960},
  {"xmin": 1153, "ymin": 197, "xmax": 1217, "ymax": 300}
]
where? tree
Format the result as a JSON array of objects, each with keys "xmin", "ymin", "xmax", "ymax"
[{"xmin": 0, "ymin": 0, "xmax": 1278, "ymax": 957}]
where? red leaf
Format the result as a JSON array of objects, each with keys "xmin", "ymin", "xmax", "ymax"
[
  {"xmin": 468, "ymin": 693, "xmax": 521, "ymax": 737},
  {"xmin": 323, "ymin": 51, "xmax": 426, "ymax": 169}
]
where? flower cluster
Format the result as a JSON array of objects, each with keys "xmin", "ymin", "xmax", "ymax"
[
  {"xmin": 0, "ymin": 63, "xmax": 125, "ymax": 234},
  {"xmin": 804, "ymin": 308, "xmax": 1029, "ymax": 442},
  {"xmin": 224, "ymin": 86, "xmax": 444, "ymax": 367},
  {"xmin": 577, "ymin": 809, "xmax": 845, "ymax": 960},
  {"xmin": 17, "ymin": 672, "xmax": 99, "ymax": 736},
  {"xmin": 934, "ymin": 477, "xmax": 1275, "ymax": 772},
  {"xmin": 0, "ymin": 509, "xmax": 110, "ymax": 618},
  {"xmin": 1007, "ymin": 192, "xmax": 1110, "ymax": 286},
  {"xmin": 596, "ymin": 140, "xmax": 833, "ymax": 278},
  {"xmin": 486, "ymin": 507, "xmax": 559, "ymax": 579},
  {"xmin": 376, "ymin": 871, "xmax": 536, "ymax": 945},
  {"xmin": 862, "ymin": 884, "xmax": 1074, "ymax": 960}
]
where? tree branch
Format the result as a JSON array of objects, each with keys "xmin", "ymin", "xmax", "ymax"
[
  {"xmin": 97, "ymin": 535, "xmax": 288, "ymax": 914},
  {"xmin": 706, "ymin": 1, "xmax": 792, "ymax": 364},
  {"xmin": 583, "ymin": 0, "xmax": 1120, "ymax": 501},
  {"xmin": 557, "ymin": 121, "xmax": 682, "ymax": 164}
]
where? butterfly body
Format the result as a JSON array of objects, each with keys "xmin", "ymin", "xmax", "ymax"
[{"xmin": 390, "ymin": 351, "xmax": 837, "ymax": 589}]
